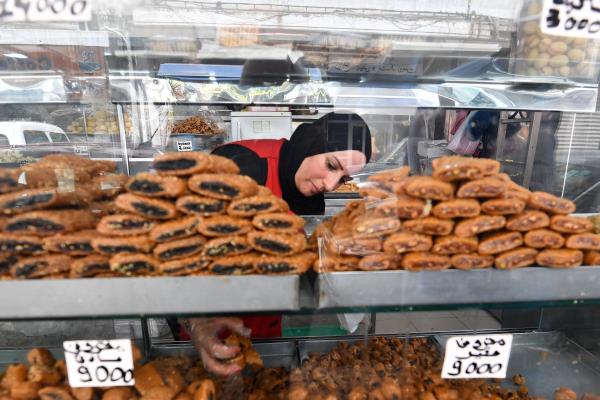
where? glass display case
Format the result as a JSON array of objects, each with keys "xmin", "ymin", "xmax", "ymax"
[{"xmin": 2, "ymin": 0, "xmax": 600, "ymax": 398}]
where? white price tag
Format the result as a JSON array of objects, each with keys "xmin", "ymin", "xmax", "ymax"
[
  {"xmin": 540, "ymin": 0, "xmax": 600, "ymax": 38},
  {"xmin": 63, "ymin": 339, "xmax": 135, "ymax": 388},
  {"xmin": 73, "ymin": 145, "xmax": 89, "ymax": 155},
  {"xmin": 176, "ymin": 140, "xmax": 193, "ymax": 152},
  {"xmin": 441, "ymin": 334, "xmax": 513, "ymax": 379},
  {"xmin": 0, "ymin": 0, "xmax": 92, "ymax": 22}
]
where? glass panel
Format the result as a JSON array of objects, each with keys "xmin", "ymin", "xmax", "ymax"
[{"xmin": 23, "ymin": 130, "xmax": 49, "ymax": 144}]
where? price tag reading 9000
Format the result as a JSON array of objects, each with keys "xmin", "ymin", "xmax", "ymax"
[
  {"xmin": 441, "ymin": 334, "xmax": 513, "ymax": 379},
  {"xmin": 0, "ymin": 0, "xmax": 91, "ymax": 22}
]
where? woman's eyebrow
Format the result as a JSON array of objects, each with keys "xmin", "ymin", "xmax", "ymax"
[{"xmin": 333, "ymin": 156, "xmax": 345, "ymax": 172}]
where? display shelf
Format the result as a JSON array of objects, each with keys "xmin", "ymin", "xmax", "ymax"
[
  {"xmin": 0, "ymin": 275, "xmax": 301, "ymax": 320},
  {"xmin": 317, "ymin": 267, "xmax": 600, "ymax": 310}
]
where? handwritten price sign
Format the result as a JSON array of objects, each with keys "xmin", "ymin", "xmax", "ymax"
[
  {"xmin": 441, "ymin": 334, "xmax": 513, "ymax": 379},
  {"xmin": 0, "ymin": 0, "xmax": 91, "ymax": 22},
  {"xmin": 63, "ymin": 339, "xmax": 135, "ymax": 388},
  {"xmin": 541, "ymin": 0, "xmax": 600, "ymax": 38}
]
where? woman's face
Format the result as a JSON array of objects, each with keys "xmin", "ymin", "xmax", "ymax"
[{"xmin": 294, "ymin": 150, "xmax": 366, "ymax": 196}]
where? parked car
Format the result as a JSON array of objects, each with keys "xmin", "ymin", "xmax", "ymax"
[{"xmin": 0, "ymin": 121, "xmax": 74, "ymax": 159}]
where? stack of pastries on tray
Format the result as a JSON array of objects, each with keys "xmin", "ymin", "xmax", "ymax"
[
  {"xmin": 313, "ymin": 156, "xmax": 600, "ymax": 272},
  {"xmin": 2, "ymin": 337, "xmax": 595, "ymax": 400}
]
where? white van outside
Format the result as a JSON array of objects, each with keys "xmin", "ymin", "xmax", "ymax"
[{"xmin": 0, "ymin": 121, "xmax": 71, "ymax": 147}]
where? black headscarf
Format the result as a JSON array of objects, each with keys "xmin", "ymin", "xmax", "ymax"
[{"xmin": 279, "ymin": 112, "xmax": 372, "ymax": 215}]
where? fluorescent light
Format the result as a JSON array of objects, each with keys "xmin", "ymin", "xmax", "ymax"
[{"xmin": 2, "ymin": 53, "xmax": 27, "ymax": 59}]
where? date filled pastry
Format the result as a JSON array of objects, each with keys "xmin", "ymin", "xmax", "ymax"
[
  {"xmin": 480, "ymin": 198, "xmax": 526, "ymax": 216},
  {"xmin": 0, "ymin": 188, "xmax": 91, "ymax": 214},
  {"xmin": 202, "ymin": 236, "xmax": 251, "ymax": 258},
  {"xmin": 227, "ymin": 195, "xmax": 288, "ymax": 217},
  {"xmin": 432, "ymin": 235, "xmax": 478, "ymax": 255},
  {"xmin": 102, "ymin": 388, "xmax": 136, "ymax": 400},
  {"xmin": 550, "ymin": 215, "xmax": 593, "ymax": 234},
  {"xmin": 0, "ymin": 168, "xmax": 22, "ymax": 194},
  {"xmin": 457, "ymin": 178, "xmax": 506, "ymax": 198},
  {"xmin": 314, "ymin": 254, "xmax": 359, "ymax": 272},
  {"xmin": 432, "ymin": 156, "xmax": 500, "ymax": 181},
  {"xmin": 208, "ymin": 254, "xmax": 256, "ymax": 275},
  {"xmin": 0, "ymin": 233, "xmax": 44, "ymax": 254},
  {"xmin": 10, "ymin": 255, "xmax": 71, "ymax": 279},
  {"xmin": 451, "ymin": 253, "xmax": 494, "ymax": 270},
  {"xmin": 403, "ymin": 176, "xmax": 454, "ymax": 201},
  {"xmin": 247, "ymin": 231, "xmax": 306, "ymax": 255},
  {"xmin": 35, "ymin": 154, "xmax": 116, "ymax": 174},
  {"xmin": 565, "ymin": 233, "xmax": 600, "ymax": 250},
  {"xmin": 254, "ymin": 252, "xmax": 316, "ymax": 274},
  {"xmin": 403, "ymin": 217, "xmax": 454, "ymax": 236},
  {"xmin": 478, "ymin": 231, "xmax": 523, "ymax": 255},
  {"xmin": 70, "ymin": 255, "xmax": 111, "ymax": 278},
  {"xmin": 506, "ymin": 211, "xmax": 550, "ymax": 232},
  {"xmin": 326, "ymin": 235, "xmax": 382, "ymax": 256},
  {"xmin": 584, "ymin": 251, "xmax": 600, "ymax": 265},
  {"xmin": 383, "ymin": 232, "xmax": 432, "ymax": 254},
  {"xmin": 353, "ymin": 217, "xmax": 401, "ymax": 239},
  {"xmin": 372, "ymin": 196, "xmax": 428, "ymax": 219},
  {"xmin": 536, "ymin": 249, "xmax": 583, "ymax": 268},
  {"xmin": 153, "ymin": 236, "xmax": 206, "ymax": 261},
  {"xmin": 153, "ymin": 152, "xmax": 211, "ymax": 176},
  {"xmin": 27, "ymin": 364, "xmax": 61, "ymax": 385},
  {"xmin": 4, "ymin": 210, "xmax": 97, "ymax": 237},
  {"xmin": 401, "ymin": 252, "xmax": 451, "ymax": 271},
  {"xmin": 97, "ymin": 214, "xmax": 155, "ymax": 237},
  {"xmin": 115, "ymin": 193, "xmax": 178, "ymax": 220},
  {"xmin": 87, "ymin": 173, "xmax": 128, "ymax": 201},
  {"xmin": 454, "ymin": 215, "xmax": 506, "ymax": 237},
  {"xmin": 494, "ymin": 247, "xmax": 538, "ymax": 269},
  {"xmin": 206, "ymin": 154, "xmax": 240, "ymax": 174},
  {"xmin": 149, "ymin": 216, "xmax": 199, "ymax": 243},
  {"xmin": 92, "ymin": 235, "xmax": 153, "ymax": 255},
  {"xmin": 358, "ymin": 254, "xmax": 401, "ymax": 271},
  {"xmin": 198, "ymin": 215, "xmax": 252, "ymax": 237},
  {"xmin": 43, "ymin": 229, "xmax": 96, "ymax": 256},
  {"xmin": 158, "ymin": 255, "xmax": 210, "ymax": 276},
  {"xmin": 431, "ymin": 199, "xmax": 480, "ymax": 219},
  {"xmin": 37, "ymin": 387, "xmax": 75, "ymax": 400},
  {"xmin": 527, "ymin": 191, "xmax": 575, "ymax": 215},
  {"xmin": 176, "ymin": 195, "xmax": 227, "ymax": 217},
  {"xmin": 0, "ymin": 255, "xmax": 16, "ymax": 274},
  {"xmin": 10, "ymin": 381, "xmax": 41, "ymax": 400},
  {"xmin": 188, "ymin": 173, "xmax": 258, "ymax": 201},
  {"xmin": 126, "ymin": 172, "xmax": 186, "ymax": 198},
  {"xmin": 109, "ymin": 253, "xmax": 159, "ymax": 276},
  {"xmin": 252, "ymin": 212, "xmax": 305, "ymax": 233}
]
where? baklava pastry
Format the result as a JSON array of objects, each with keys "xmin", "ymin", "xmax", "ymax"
[
  {"xmin": 480, "ymin": 198, "xmax": 526, "ymax": 215},
  {"xmin": 158, "ymin": 255, "xmax": 210, "ymax": 276},
  {"xmin": 153, "ymin": 152, "xmax": 211, "ymax": 176},
  {"xmin": 126, "ymin": 172, "xmax": 186, "ymax": 198},
  {"xmin": 565, "ymin": 233, "xmax": 600, "ymax": 250},
  {"xmin": 506, "ymin": 211, "xmax": 550, "ymax": 231},
  {"xmin": 247, "ymin": 231, "xmax": 306, "ymax": 256},
  {"xmin": 88, "ymin": 173, "xmax": 128, "ymax": 201},
  {"xmin": 208, "ymin": 254, "xmax": 256, "ymax": 275},
  {"xmin": 502, "ymin": 187, "xmax": 532, "ymax": 203},
  {"xmin": 357, "ymin": 254, "xmax": 400, "ymax": 271},
  {"xmin": 176, "ymin": 195, "xmax": 227, "ymax": 216},
  {"xmin": 432, "ymin": 156, "xmax": 500, "ymax": 181},
  {"xmin": 70, "ymin": 255, "xmax": 111, "ymax": 278},
  {"xmin": 494, "ymin": 247, "xmax": 538, "ymax": 269},
  {"xmin": 401, "ymin": 252, "xmax": 451, "ymax": 271},
  {"xmin": 457, "ymin": 178, "xmax": 506, "ymax": 198},
  {"xmin": 198, "ymin": 215, "xmax": 252, "ymax": 237},
  {"xmin": 254, "ymin": 252, "xmax": 316, "ymax": 274},
  {"xmin": 0, "ymin": 233, "xmax": 44, "ymax": 254},
  {"xmin": 367, "ymin": 166, "xmax": 411, "ymax": 189},
  {"xmin": 206, "ymin": 154, "xmax": 240, "ymax": 174},
  {"xmin": 454, "ymin": 215, "xmax": 506, "ymax": 237},
  {"xmin": 149, "ymin": 216, "xmax": 199, "ymax": 243},
  {"xmin": 584, "ymin": 251, "xmax": 600, "ymax": 265},
  {"xmin": 432, "ymin": 235, "xmax": 478, "ymax": 255},
  {"xmin": 524, "ymin": 229, "xmax": 565, "ymax": 249},
  {"xmin": 115, "ymin": 193, "xmax": 178, "ymax": 220},
  {"xmin": 550, "ymin": 215, "xmax": 593, "ymax": 234},
  {"xmin": 528, "ymin": 191, "xmax": 575, "ymax": 215},
  {"xmin": 478, "ymin": 231, "xmax": 523, "ymax": 255},
  {"xmin": 4, "ymin": 210, "xmax": 97, "ymax": 236},
  {"xmin": 10, "ymin": 255, "xmax": 71, "ymax": 279},
  {"xmin": 0, "ymin": 188, "xmax": 91, "ymax": 214},
  {"xmin": 11, "ymin": 381, "xmax": 41, "ymax": 400},
  {"xmin": 153, "ymin": 236, "xmax": 206, "ymax": 261},
  {"xmin": 27, "ymin": 364, "xmax": 62, "ymax": 385},
  {"xmin": 536, "ymin": 249, "xmax": 583, "ymax": 268},
  {"xmin": 35, "ymin": 154, "xmax": 116, "ymax": 174},
  {"xmin": 451, "ymin": 253, "xmax": 494, "ymax": 270},
  {"xmin": 27, "ymin": 349, "xmax": 55, "ymax": 366},
  {"xmin": 188, "ymin": 174, "xmax": 258, "ymax": 200},
  {"xmin": 359, "ymin": 183, "xmax": 393, "ymax": 200},
  {"xmin": 314, "ymin": 254, "xmax": 359, "ymax": 272},
  {"xmin": 0, "ymin": 168, "xmax": 22, "ymax": 194},
  {"xmin": 353, "ymin": 217, "xmax": 401, "ymax": 239},
  {"xmin": 97, "ymin": 214, "xmax": 155, "ymax": 237},
  {"xmin": 252, "ymin": 212, "xmax": 305, "ymax": 233},
  {"xmin": 38, "ymin": 387, "xmax": 74, "ymax": 400},
  {"xmin": 227, "ymin": 195, "xmax": 289, "ymax": 217},
  {"xmin": 431, "ymin": 199, "xmax": 480, "ymax": 219},
  {"xmin": 372, "ymin": 196, "xmax": 427, "ymax": 219},
  {"xmin": 92, "ymin": 235, "xmax": 153, "ymax": 255},
  {"xmin": 383, "ymin": 232, "xmax": 432, "ymax": 254},
  {"xmin": 402, "ymin": 217, "xmax": 454, "ymax": 236},
  {"xmin": 43, "ymin": 229, "xmax": 96, "ymax": 256},
  {"xmin": 403, "ymin": 177, "xmax": 454, "ymax": 201},
  {"xmin": 109, "ymin": 253, "xmax": 159, "ymax": 276},
  {"xmin": 327, "ymin": 236, "xmax": 382, "ymax": 256},
  {"xmin": 202, "ymin": 236, "xmax": 251, "ymax": 258}
]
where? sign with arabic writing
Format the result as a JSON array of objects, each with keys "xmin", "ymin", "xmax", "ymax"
[
  {"xmin": 541, "ymin": 0, "xmax": 600, "ymax": 38},
  {"xmin": 63, "ymin": 339, "xmax": 135, "ymax": 387},
  {"xmin": 441, "ymin": 334, "xmax": 513, "ymax": 379}
]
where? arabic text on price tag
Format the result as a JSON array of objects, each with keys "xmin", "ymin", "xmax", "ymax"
[
  {"xmin": 0, "ymin": 0, "xmax": 92, "ymax": 22},
  {"xmin": 176, "ymin": 140, "xmax": 193, "ymax": 152},
  {"xmin": 441, "ymin": 334, "xmax": 513, "ymax": 379},
  {"xmin": 541, "ymin": 0, "xmax": 600, "ymax": 38},
  {"xmin": 63, "ymin": 339, "xmax": 135, "ymax": 388}
]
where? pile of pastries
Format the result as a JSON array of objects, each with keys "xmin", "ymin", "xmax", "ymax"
[{"xmin": 314, "ymin": 156, "xmax": 600, "ymax": 272}]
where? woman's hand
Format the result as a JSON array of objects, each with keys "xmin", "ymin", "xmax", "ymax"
[{"xmin": 181, "ymin": 317, "xmax": 251, "ymax": 377}]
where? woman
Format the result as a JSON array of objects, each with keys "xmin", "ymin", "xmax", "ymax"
[{"xmin": 182, "ymin": 112, "xmax": 372, "ymax": 376}]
